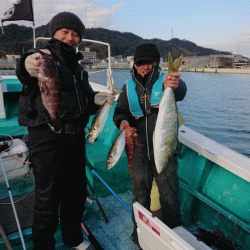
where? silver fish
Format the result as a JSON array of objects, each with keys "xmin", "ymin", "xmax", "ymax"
[
  {"xmin": 153, "ymin": 87, "xmax": 179, "ymax": 174},
  {"xmin": 153, "ymin": 53, "xmax": 184, "ymax": 174},
  {"xmin": 106, "ymin": 130, "xmax": 125, "ymax": 170},
  {"xmin": 88, "ymin": 101, "xmax": 110, "ymax": 144}
]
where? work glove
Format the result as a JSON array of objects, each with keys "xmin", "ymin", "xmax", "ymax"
[{"xmin": 94, "ymin": 92, "xmax": 115, "ymax": 107}]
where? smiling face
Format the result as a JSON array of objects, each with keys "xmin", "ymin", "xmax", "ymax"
[
  {"xmin": 134, "ymin": 61, "xmax": 157, "ymax": 78},
  {"xmin": 53, "ymin": 28, "xmax": 81, "ymax": 49}
]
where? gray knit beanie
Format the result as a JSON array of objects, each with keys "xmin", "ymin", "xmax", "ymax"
[{"xmin": 49, "ymin": 12, "xmax": 85, "ymax": 40}]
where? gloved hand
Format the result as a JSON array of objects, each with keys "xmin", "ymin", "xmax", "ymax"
[
  {"xmin": 24, "ymin": 53, "xmax": 42, "ymax": 77},
  {"xmin": 94, "ymin": 92, "xmax": 115, "ymax": 107}
]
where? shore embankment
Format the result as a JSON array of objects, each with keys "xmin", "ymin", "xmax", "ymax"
[
  {"xmin": 1, "ymin": 63, "xmax": 250, "ymax": 74},
  {"xmin": 178, "ymin": 67, "xmax": 250, "ymax": 74},
  {"xmin": 0, "ymin": 65, "xmax": 16, "ymax": 70}
]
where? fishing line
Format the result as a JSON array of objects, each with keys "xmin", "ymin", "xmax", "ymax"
[{"xmin": 6, "ymin": 151, "xmax": 31, "ymax": 165}]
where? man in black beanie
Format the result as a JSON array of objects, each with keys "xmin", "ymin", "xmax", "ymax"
[
  {"xmin": 113, "ymin": 43, "xmax": 187, "ymax": 250},
  {"xmin": 16, "ymin": 12, "xmax": 114, "ymax": 250}
]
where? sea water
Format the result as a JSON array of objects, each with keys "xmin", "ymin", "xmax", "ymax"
[
  {"xmin": 87, "ymin": 69, "xmax": 250, "ymax": 157},
  {"xmin": 2, "ymin": 69, "xmax": 250, "ymax": 157}
]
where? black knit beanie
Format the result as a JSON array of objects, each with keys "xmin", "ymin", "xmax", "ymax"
[
  {"xmin": 133, "ymin": 43, "xmax": 160, "ymax": 64},
  {"xmin": 49, "ymin": 12, "xmax": 85, "ymax": 40}
]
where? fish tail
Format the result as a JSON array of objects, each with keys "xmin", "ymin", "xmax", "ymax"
[
  {"xmin": 168, "ymin": 53, "xmax": 175, "ymax": 73},
  {"xmin": 173, "ymin": 54, "xmax": 183, "ymax": 72}
]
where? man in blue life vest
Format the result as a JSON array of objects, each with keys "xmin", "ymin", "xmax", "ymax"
[{"xmin": 113, "ymin": 43, "xmax": 187, "ymax": 250}]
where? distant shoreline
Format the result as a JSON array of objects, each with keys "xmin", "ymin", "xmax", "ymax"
[
  {"xmin": 0, "ymin": 65, "xmax": 16, "ymax": 70},
  {"xmin": 1, "ymin": 65, "xmax": 250, "ymax": 74},
  {"xmin": 179, "ymin": 67, "xmax": 250, "ymax": 74}
]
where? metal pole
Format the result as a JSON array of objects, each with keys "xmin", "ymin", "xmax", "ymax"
[
  {"xmin": 32, "ymin": 0, "xmax": 36, "ymax": 48},
  {"xmin": 33, "ymin": 23, "xmax": 36, "ymax": 48},
  {"xmin": 0, "ymin": 156, "xmax": 26, "ymax": 250}
]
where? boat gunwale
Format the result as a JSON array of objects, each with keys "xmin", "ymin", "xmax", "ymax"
[{"xmin": 179, "ymin": 125, "xmax": 250, "ymax": 182}]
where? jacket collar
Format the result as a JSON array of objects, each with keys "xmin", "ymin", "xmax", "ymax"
[{"xmin": 47, "ymin": 38, "xmax": 83, "ymax": 67}]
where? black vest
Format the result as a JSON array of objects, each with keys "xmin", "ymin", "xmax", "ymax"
[{"xmin": 18, "ymin": 39, "xmax": 97, "ymax": 129}]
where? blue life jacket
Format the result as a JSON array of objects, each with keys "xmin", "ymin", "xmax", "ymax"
[{"xmin": 126, "ymin": 73, "xmax": 165, "ymax": 119}]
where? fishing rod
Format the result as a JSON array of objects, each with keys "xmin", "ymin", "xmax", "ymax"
[
  {"xmin": 0, "ymin": 223, "xmax": 13, "ymax": 250},
  {"xmin": 86, "ymin": 177, "xmax": 109, "ymax": 223},
  {"xmin": 8, "ymin": 127, "xmax": 27, "ymax": 137},
  {"xmin": 81, "ymin": 221, "xmax": 104, "ymax": 250},
  {"xmin": 86, "ymin": 160, "xmax": 132, "ymax": 215}
]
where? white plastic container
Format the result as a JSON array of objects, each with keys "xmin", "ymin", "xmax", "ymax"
[
  {"xmin": 0, "ymin": 139, "xmax": 30, "ymax": 183},
  {"xmin": 133, "ymin": 202, "xmax": 212, "ymax": 250}
]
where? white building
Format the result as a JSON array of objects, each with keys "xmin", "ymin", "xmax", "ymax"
[{"xmin": 80, "ymin": 48, "xmax": 96, "ymax": 62}]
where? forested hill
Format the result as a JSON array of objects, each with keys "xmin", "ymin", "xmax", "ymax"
[{"xmin": 0, "ymin": 23, "xmax": 231, "ymax": 59}]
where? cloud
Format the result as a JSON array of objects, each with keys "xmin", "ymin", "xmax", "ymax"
[
  {"xmin": 83, "ymin": 2, "xmax": 125, "ymax": 28},
  {"xmin": 30, "ymin": 0, "xmax": 125, "ymax": 29},
  {"xmin": 1, "ymin": 0, "xmax": 125, "ymax": 29}
]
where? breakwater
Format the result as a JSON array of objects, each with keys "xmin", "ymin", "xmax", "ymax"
[
  {"xmin": 1, "ymin": 63, "xmax": 250, "ymax": 74},
  {"xmin": 0, "ymin": 64, "xmax": 15, "ymax": 70}
]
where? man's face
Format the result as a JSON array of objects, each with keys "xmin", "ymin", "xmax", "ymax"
[
  {"xmin": 134, "ymin": 61, "xmax": 156, "ymax": 78},
  {"xmin": 53, "ymin": 28, "xmax": 80, "ymax": 49}
]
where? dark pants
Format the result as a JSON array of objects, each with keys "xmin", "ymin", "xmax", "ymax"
[
  {"xmin": 131, "ymin": 146, "xmax": 181, "ymax": 245},
  {"xmin": 31, "ymin": 133, "xmax": 87, "ymax": 250}
]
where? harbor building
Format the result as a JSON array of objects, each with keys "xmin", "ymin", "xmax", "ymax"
[
  {"xmin": 80, "ymin": 48, "xmax": 97, "ymax": 62},
  {"xmin": 209, "ymin": 55, "xmax": 234, "ymax": 68}
]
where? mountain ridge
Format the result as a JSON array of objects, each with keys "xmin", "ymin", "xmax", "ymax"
[{"xmin": 0, "ymin": 23, "xmax": 231, "ymax": 60}]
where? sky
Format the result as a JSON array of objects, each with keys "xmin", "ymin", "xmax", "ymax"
[{"xmin": 1, "ymin": 0, "xmax": 250, "ymax": 58}]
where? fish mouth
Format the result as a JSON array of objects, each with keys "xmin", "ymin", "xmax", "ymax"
[
  {"xmin": 88, "ymin": 137, "xmax": 96, "ymax": 144},
  {"xmin": 88, "ymin": 132, "xmax": 98, "ymax": 144},
  {"xmin": 106, "ymin": 163, "xmax": 112, "ymax": 170},
  {"xmin": 106, "ymin": 158, "xmax": 114, "ymax": 170}
]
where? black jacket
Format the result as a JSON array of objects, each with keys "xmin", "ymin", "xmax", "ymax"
[
  {"xmin": 16, "ymin": 38, "xmax": 99, "ymax": 131},
  {"xmin": 113, "ymin": 65, "xmax": 187, "ymax": 158}
]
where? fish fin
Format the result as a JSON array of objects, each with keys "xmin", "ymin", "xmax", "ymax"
[
  {"xmin": 173, "ymin": 54, "xmax": 183, "ymax": 72},
  {"xmin": 111, "ymin": 83, "xmax": 116, "ymax": 93},
  {"xmin": 39, "ymin": 49, "xmax": 51, "ymax": 55},
  {"xmin": 111, "ymin": 83, "xmax": 122, "ymax": 95},
  {"xmin": 178, "ymin": 111, "xmax": 185, "ymax": 127},
  {"xmin": 113, "ymin": 90, "xmax": 123, "ymax": 95},
  {"xmin": 168, "ymin": 53, "xmax": 175, "ymax": 73}
]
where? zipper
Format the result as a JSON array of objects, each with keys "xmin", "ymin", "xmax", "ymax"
[
  {"xmin": 132, "ymin": 67, "xmax": 155, "ymax": 160},
  {"xmin": 144, "ymin": 68, "xmax": 155, "ymax": 160},
  {"xmin": 73, "ymin": 75, "xmax": 82, "ymax": 114},
  {"xmin": 145, "ymin": 112, "xmax": 151, "ymax": 160}
]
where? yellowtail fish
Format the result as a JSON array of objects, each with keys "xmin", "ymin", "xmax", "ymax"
[
  {"xmin": 106, "ymin": 130, "xmax": 125, "ymax": 170},
  {"xmin": 88, "ymin": 101, "xmax": 110, "ymax": 144},
  {"xmin": 153, "ymin": 53, "xmax": 184, "ymax": 174},
  {"xmin": 88, "ymin": 78, "xmax": 122, "ymax": 144}
]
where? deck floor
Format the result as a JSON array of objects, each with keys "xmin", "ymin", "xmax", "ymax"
[{"xmin": 57, "ymin": 191, "xmax": 135, "ymax": 250}]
